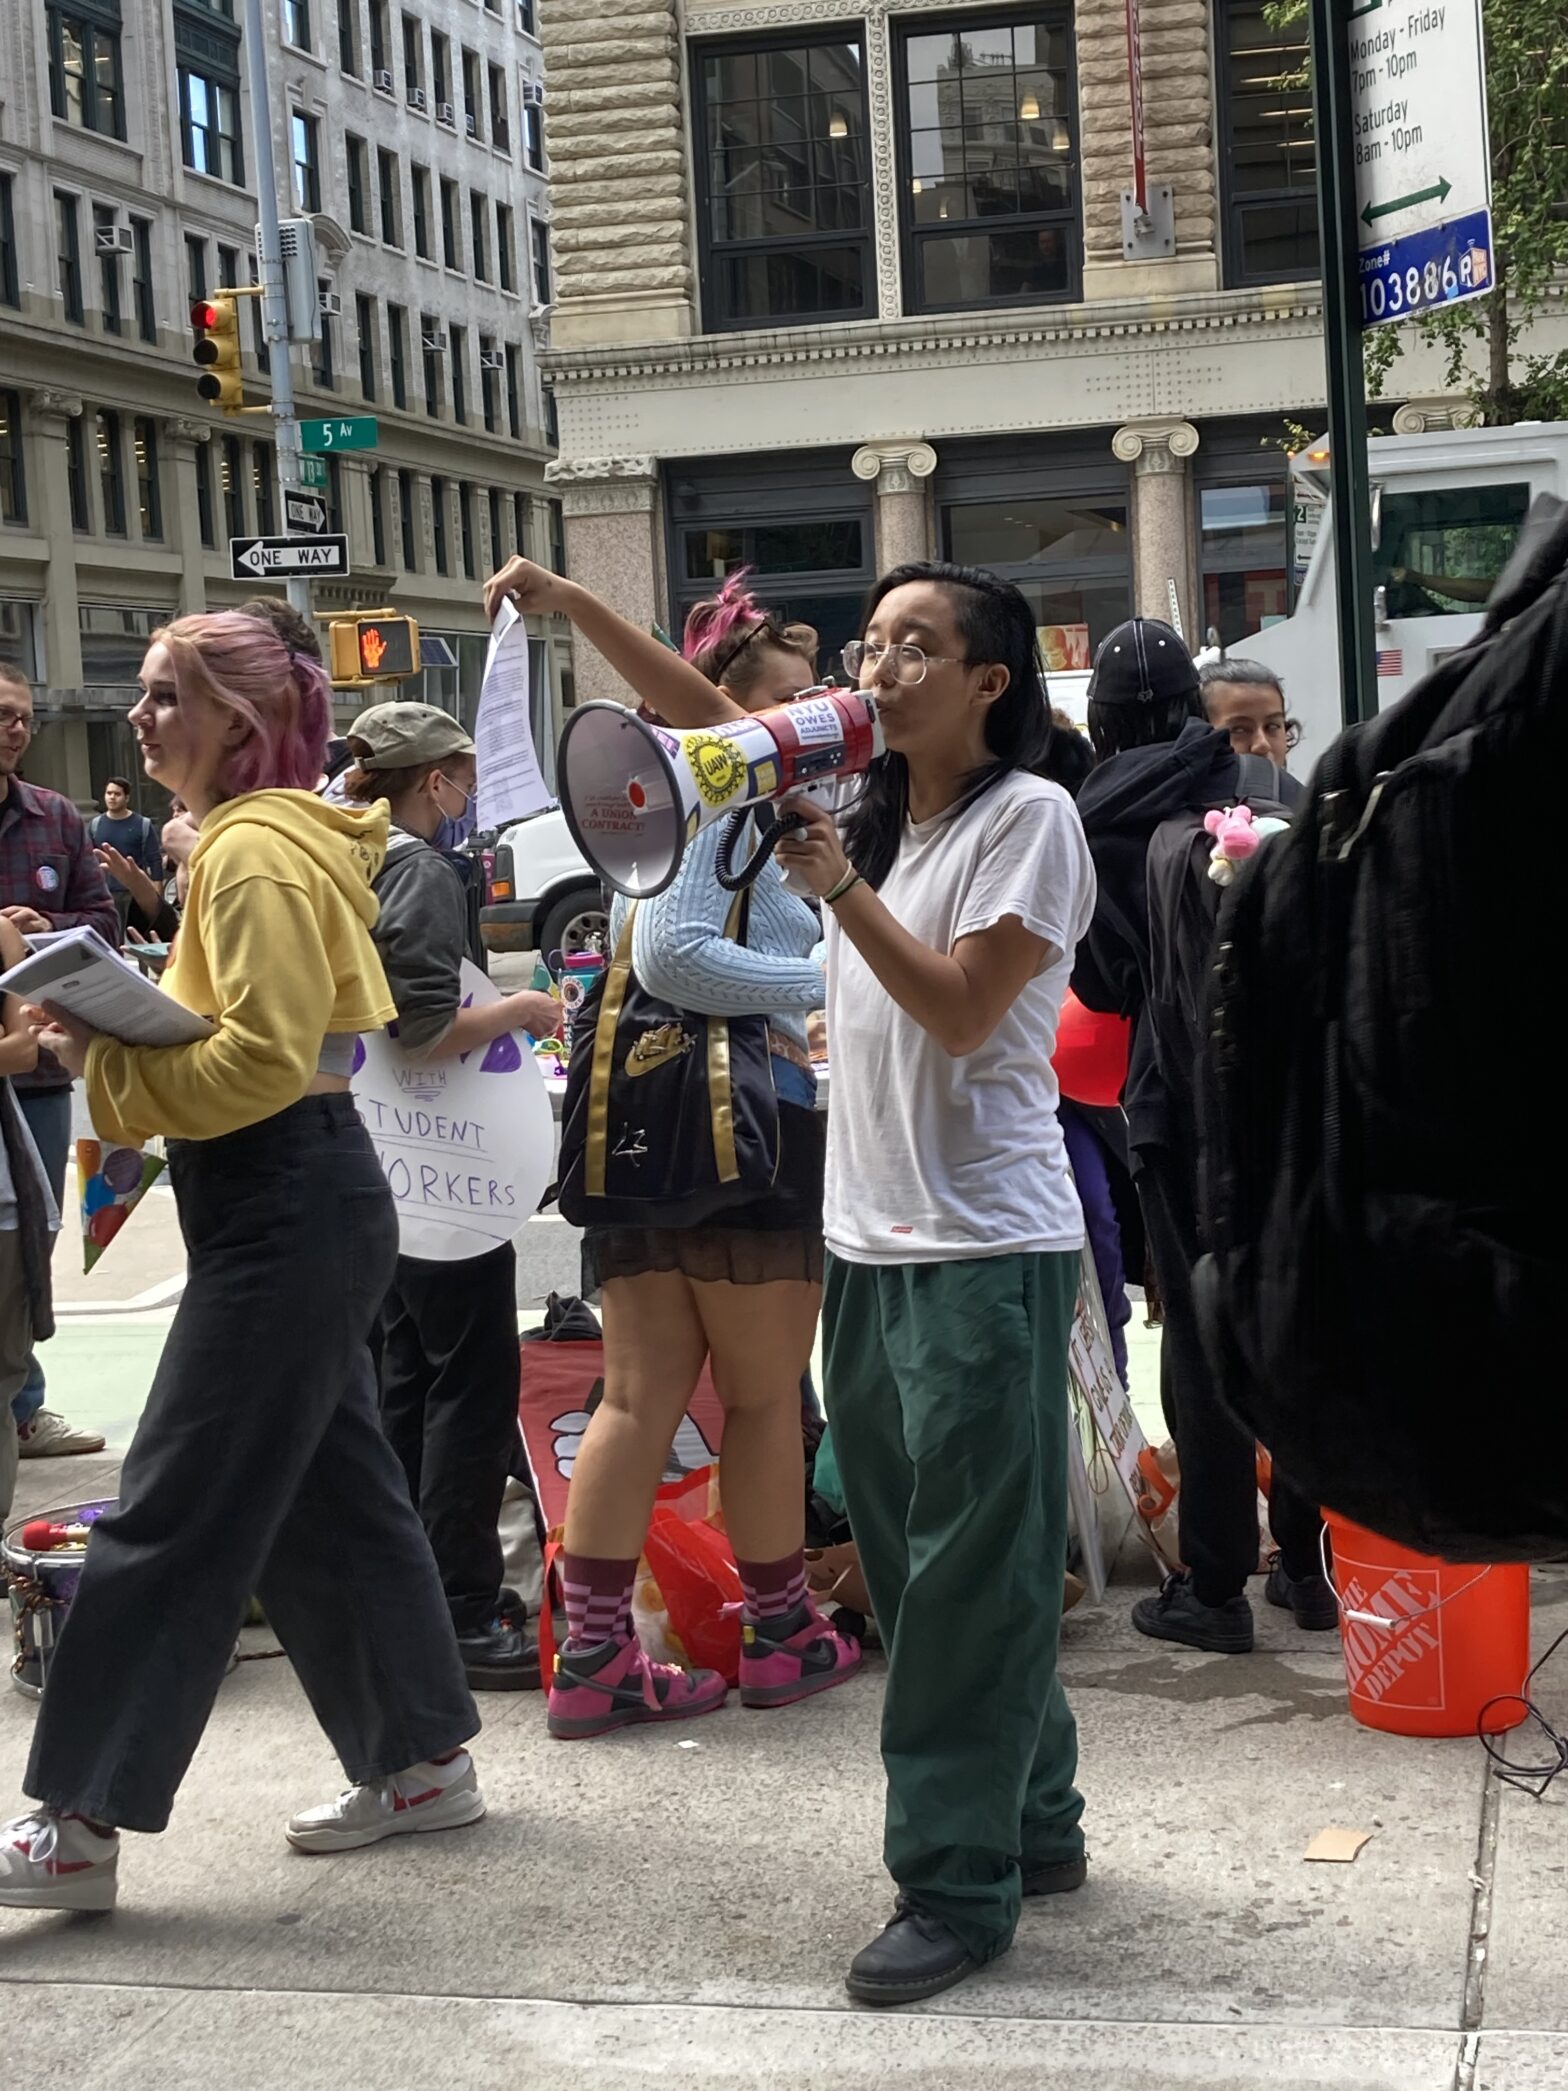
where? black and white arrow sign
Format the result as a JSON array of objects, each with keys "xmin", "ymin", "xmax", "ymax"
[
  {"xmin": 283, "ymin": 488, "xmax": 328, "ymax": 534},
  {"xmin": 229, "ymin": 534, "xmax": 351, "ymax": 580}
]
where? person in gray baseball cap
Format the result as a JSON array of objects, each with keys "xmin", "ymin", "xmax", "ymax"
[{"xmin": 345, "ymin": 701, "xmax": 558, "ymax": 1692}]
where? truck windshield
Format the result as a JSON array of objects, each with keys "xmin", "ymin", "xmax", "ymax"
[{"xmin": 1371, "ymin": 482, "xmax": 1532, "ymax": 617}]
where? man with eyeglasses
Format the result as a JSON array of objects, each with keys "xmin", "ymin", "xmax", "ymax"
[{"xmin": 0, "ymin": 666, "xmax": 119, "ymax": 1461}]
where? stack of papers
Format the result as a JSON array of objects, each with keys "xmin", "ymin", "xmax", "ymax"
[{"xmin": 0, "ymin": 928, "xmax": 212, "ymax": 1047}]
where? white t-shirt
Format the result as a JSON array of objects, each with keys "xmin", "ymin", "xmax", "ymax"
[{"xmin": 824, "ymin": 770, "xmax": 1096, "ymax": 1265}]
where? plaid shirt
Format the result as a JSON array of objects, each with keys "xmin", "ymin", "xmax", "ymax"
[{"xmin": 0, "ymin": 776, "xmax": 121, "ymax": 1092}]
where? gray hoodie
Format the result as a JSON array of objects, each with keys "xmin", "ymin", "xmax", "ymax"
[{"xmin": 371, "ymin": 827, "xmax": 471, "ymax": 1055}]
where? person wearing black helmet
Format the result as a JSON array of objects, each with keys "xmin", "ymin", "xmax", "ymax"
[{"xmin": 1074, "ymin": 619, "xmax": 1330, "ymax": 1655}]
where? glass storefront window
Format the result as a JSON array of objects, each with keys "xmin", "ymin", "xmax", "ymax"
[
  {"xmin": 944, "ymin": 492, "xmax": 1130, "ymax": 654},
  {"xmin": 0, "ymin": 600, "xmax": 41, "ymax": 683},
  {"xmin": 1199, "ymin": 479, "xmax": 1288, "ymax": 646}
]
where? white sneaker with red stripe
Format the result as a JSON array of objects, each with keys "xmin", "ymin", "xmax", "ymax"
[
  {"xmin": 0, "ymin": 1810, "xmax": 119, "ymax": 1911},
  {"xmin": 285, "ymin": 1751, "xmax": 485, "ymax": 1854}
]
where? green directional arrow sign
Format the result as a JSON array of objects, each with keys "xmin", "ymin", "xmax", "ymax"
[
  {"xmin": 1347, "ymin": 0, "xmax": 1380, "ymax": 17},
  {"xmin": 1361, "ymin": 177, "xmax": 1453, "ymax": 227},
  {"xmin": 300, "ymin": 416, "xmax": 379, "ymax": 454}
]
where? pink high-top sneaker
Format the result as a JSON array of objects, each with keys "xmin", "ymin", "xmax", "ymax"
[
  {"xmin": 547, "ymin": 1632, "xmax": 728, "ymax": 1739},
  {"xmin": 739, "ymin": 1603, "xmax": 862, "ymax": 1710}
]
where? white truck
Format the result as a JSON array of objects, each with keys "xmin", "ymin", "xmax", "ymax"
[{"xmin": 1236, "ymin": 421, "xmax": 1568, "ymax": 767}]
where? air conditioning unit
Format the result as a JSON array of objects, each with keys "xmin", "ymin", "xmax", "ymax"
[
  {"xmin": 408, "ymin": 85, "xmax": 427, "ymax": 110},
  {"xmin": 436, "ymin": 100, "xmax": 455, "ymax": 124},
  {"xmin": 479, "ymin": 349, "xmax": 505, "ymax": 369},
  {"xmin": 421, "ymin": 327, "xmax": 446, "ymax": 351},
  {"xmin": 372, "ymin": 67, "xmax": 394, "ymax": 92},
  {"xmin": 464, "ymin": 112, "xmax": 476, "ymax": 135},
  {"xmin": 523, "ymin": 81, "xmax": 545, "ymax": 106},
  {"xmin": 319, "ymin": 290, "xmax": 344, "ymax": 318},
  {"xmin": 94, "ymin": 223, "xmax": 133, "ymax": 254}
]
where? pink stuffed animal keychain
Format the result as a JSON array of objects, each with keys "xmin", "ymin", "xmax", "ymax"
[{"xmin": 1204, "ymin": 803, "xmax": 1287, "ymax": 886}]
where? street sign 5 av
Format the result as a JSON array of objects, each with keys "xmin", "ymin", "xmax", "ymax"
[
  {"xmin": 283, "ymin": 488, "xmax": 328, "ymax": 534},
  {"xmin": 300, "ymin": 417, "xmax": 378, "ymax": 454},
  {"xmin": 229, "ymin": 533, "xmax": 351, "ymax": 580}
]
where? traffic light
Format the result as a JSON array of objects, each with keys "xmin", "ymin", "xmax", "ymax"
[
  {"xmin": 329, "ymin": 611, "xmax": 421, "ymax": 686},
  {"xmin": 191, "ymin": 294, "xmax": 243, "ymax": 412}
]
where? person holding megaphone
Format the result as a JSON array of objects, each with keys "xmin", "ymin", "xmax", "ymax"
[{"xmin": 487, "ymin": 554, "xmax": 1096, "ymax": 2009}]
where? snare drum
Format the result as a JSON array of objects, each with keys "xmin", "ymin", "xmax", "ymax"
[{"xmin": 2, "ymin": 1500, "xmax": 113, "ymax": 1699}]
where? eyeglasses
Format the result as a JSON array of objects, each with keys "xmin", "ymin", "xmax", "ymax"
[
  {"xmin": 0, "ymin": 707, "xmax": 35, "ymax": 734},
  {"xmin": 841, "ymin": 640, "xmax": 967, "ymax": 687}
]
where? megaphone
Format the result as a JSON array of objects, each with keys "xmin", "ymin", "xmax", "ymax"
[{"xmin": 557, "ymin": 687, "xmax": 883, "ymax": 899}]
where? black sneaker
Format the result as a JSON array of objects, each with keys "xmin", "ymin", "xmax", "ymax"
[
  {"xmin": 1265, "ymin": 1557, "xmax": 1339, "ymax": 1632},
  {"xmin": 845, "ymin": 1899, "xmax": 978, "ymax": 2006},
  {"xmin": 456, "ymin": 1618, "xmax": 542, "ymax": 1692},
  {"xmin": 1131, "ymin": 1573, "xmax": 1254, "ymax": 1654},
  {"xmin": 1022, "ymin": 1851, "xmax": 1088, "ymax": 1898}
]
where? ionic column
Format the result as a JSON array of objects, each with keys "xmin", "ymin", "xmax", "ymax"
[
  {"xmin": 1112, "ymin": 418, "xmax": 1200, "ymax": 636},
  {"xmin": 851, "ymin": 440, "xmax": 938, "ymax": 572},
  {"xmin": 162, "ymin": 416, "xmax": 212, "ymax": 614},
  {"xmin": 544, "ymin": 456, "xmax": 660, "ymax": 704}
]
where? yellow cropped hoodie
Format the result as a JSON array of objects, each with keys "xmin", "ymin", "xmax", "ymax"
[{"xmin": 86, "ymin": 789, "xmax": 398, "ymax": 1147}]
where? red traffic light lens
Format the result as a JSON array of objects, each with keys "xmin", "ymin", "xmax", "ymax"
[{"xmin": 190, "ymin": 300, "xmax": 220, "ymax": 332}]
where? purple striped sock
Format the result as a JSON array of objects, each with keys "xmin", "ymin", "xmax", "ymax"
[
  {"xmin": 737, "ymin": 1551, "xmax": 809, "ymax": 1623},
  {"xmin": 560, "ymin": 1553, "xmax": 637, "ymax": 1648}
]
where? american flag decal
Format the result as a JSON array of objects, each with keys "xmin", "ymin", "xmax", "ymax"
[{"xmin": 1376, "ymin": 649, "xmax": 1404, "ymax": 677}]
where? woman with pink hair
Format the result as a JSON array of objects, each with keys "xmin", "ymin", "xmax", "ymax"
[{"xmin": 0, "ymin": 613, "xmax": 482, "ymax": 1916}]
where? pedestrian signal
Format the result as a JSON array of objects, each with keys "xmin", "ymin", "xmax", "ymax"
[
  {"xmin": 191, "ymin": 295, "xmax": 244, "ymax": 412},
  {"xmin": 328, "ymin": 611, "xmax": 420, "ymax": 685}
]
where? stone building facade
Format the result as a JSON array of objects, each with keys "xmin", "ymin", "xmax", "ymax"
[
  {"xmin": 536, "ymin": 0, "xmax": 1541, "ymax": 704},
  {"xmin": 1, "ymin": 0, "xmax": 565, "ymax": 807}
]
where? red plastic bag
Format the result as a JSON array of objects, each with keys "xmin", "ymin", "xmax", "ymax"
[{"xmin": 640, "ymin": 1468, "xmax": 744, "ymax": 1684}]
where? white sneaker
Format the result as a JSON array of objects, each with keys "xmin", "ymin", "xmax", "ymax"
[
  {"xmin": 17, "ymin": 1410, "xmax": 107, "ymax": 1459},
  {"xmin": 0, "ymin": 1810, "xmax": 119, "ymax": 1911},
  {"xmin": 285, "ymin": 1751, "xmax": 485, "ymax": 1854}
]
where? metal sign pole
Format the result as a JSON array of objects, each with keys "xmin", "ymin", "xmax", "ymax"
[
  {"xmin": 241, "ymin": 0, "xmax": 313, "ymax": 625},
  {"xmin": 1309, "ymin": 0, "xmax": 1378, "ymax": 728}
]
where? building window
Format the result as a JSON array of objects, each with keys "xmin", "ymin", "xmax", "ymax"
[
  {"xmin": 1, "ymin": 177, "xmax": 19, "ymax": 309},
  {"xmin": 398, "ymin": 466, "xmax": 416, "ymax": 567},
  {"xmin": 338, "ymin": 0, "xmax": 359, "ymax": 74},
  {"xmin": 283, "ymin": 0, "xmax": 311, "ymax": 52},
  {"xmin": 181, "ymin": 68, "xmax": 243, "ymax": 184},
  {"xmin": 48, "ymin": 2, "xmax": 126, "ymax": 139},
  {"xmin": 440, "ymin": 178, "xmax": 461, "ymax": 269},
  {"xmin": 388, "ymin": 301, "xmax": 408, "ymax": 407},
  {"xmin": 449, "ymin": 324, "xmax": 468, "ymax": 424},
  {"xmin": 357, "ymin": 292, "xmax": 378, "ymax": 398},
  {"xmin": 479, "ymin": 336, "xmax": 498, "ymax": 432},
  {"xmin": 401, "ymin": 11, "xmax": 423, "ymax": 98},
  {"xmin": 513, "ymin": 490, "xmax": 530, "ymax": 557},
  {"xmin": 459, "ymin": 482, "xmax": 475, "ymax": 579},
  {"xmin": 314, "ymin": 277, "xmax": 335, "ymax": 388},
  {"xmin": 517, "ymin": 0, "xmax": 534, "ymax": 36},
  {"xmin": 56, "ymin": 192, "xmax": 84, "ymax": 325},
  {"xmin": 292, "ymin": 112, "xmax": 322, "ymax": 214},
  {"xmin": 487, "ymin": 485, "xmax": 503, "ymax": 562},
  {"xmin": 548, "ymin": 497, "xmax": 566, "ymax": 576},
  {"xmin": 131, "ymin": 217, "xmax": 156, "ymax": 341},
  {"xmin": 195, "ymin": 439, "xmax": 215, "ymax": 546},
  {"xmin": 221, "ymin": 432, "xmax": 245, "ymax": 535},
  {"xmin": 1217, "ymin": 0, "xmax": 1318, "ymax": 287},
  {"xmin": 253, "ymin": 439, "xmax": 276, "ymax": 533},
  {"xmin": 1198, "ymin": 471, "xmax": 1290, "ymax": 645},
  {"xmin": 461, "ymin": 47, "xmax": 482, "ymax": 139},
  {"xmin": 66, "ymin": 416, "xmax": 91, "ymax": 531},
  {"xmin": 186, "ymin": 232, "xmax": 208, "ymax": 304},
  {"xmin": 431, "ymin": 474, "xmax": 449, "ymax": 573},
  {"xmin": 529, "ymin": 216, "xmax": 551, "ymax": 306},
  {"xmin": 524, "ymin": 100, "xmax": 544, "ymax": 171},
  {"xmin": 132, "ymin": 418, "xmax": 162, "ymax": 539},
  {"xmin": 216, "ymin": 239, "xmax": 240, "ymax": 295},
  {"xmin": 942, "ymin": 473, "xmax": 1130, "ymax": 653},
  {"xmin": 94, "ymin": 204, "xmax": 123, "ymax": 336},
  {"xmin": 504, "ymin": 344, "xmax": 521, "ymax": 439},
  {"xmin": 96, "ymin": 408, "xmax": 126, "ymax": 536},
  {"xmin": 346, "ymin": 134, "xmax": 370, "ymax": 234},
  {"xmin": 692, "ymin": 32, "xmax": 873, "ymax": 331},
  {"xmin": 422, "ymin": 316, "xmax": 441, "ymax": 415},
  {"xmin": 0, "ymin": 392, "xmax": 26, "ymax": 527},
  {"xmin": 496, "ymin": 203, "xmax": 515, "ymax": 292},
  {"xmin": 488, "ymin": 63, "xmax": 509, "ymax": 151},
  {"xmin": 378, "ymin": 148, "xmax": 401, "ymax": 245},
  {"xmin": 411, "ymin": 164, "xmax": 432, "ymax": 258},
  {"xmin": 327, "ymin": 456, "xmax": 344, "ymax": 533},
  {"xmin": 470, "ymin": 192, "xmax": 489, "ymax": 281},
  {"xmin": 368, "ymin": 0, "xmax": 388, "ymax": 78},
  {"xmin": 895, "ymin": 14, "xmax": 1080, "ymax": 316},
  {"xmin": 544, "ymin": 386, "xmax": 558, "ymax": 447},
  {"xmin": 431, "ymin": 31, "xmax": 450, "ymax": 111},
  {"xmin": 369, "ymin": 464, "xmax": 386, "ymax": 564}
]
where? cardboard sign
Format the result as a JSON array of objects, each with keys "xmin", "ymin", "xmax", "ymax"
[
  {"xmin": 353, "ymin": 961, "xmax": 554, "ymax": 1262},
  {"xmin": 1068, "ymin": 1243, "xmax": 1178, "ymax": 1574}
]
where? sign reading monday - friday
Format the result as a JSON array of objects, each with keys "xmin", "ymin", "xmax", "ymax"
[{"xmin": 1350, "ymin": 0, "xmax": 1494, "ymax": 330}]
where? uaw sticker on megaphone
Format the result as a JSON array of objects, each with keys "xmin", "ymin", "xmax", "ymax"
[{"xmin": 557, "ymin": 688, "xmax": 882, "ymax": 899}]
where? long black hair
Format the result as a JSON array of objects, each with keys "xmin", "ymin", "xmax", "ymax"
[{"xmin": 841, "ymin": 561, "xmax": 1053, "ymax": 889}]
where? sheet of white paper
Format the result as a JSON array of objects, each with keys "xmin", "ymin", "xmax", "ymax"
[
  {"xmin": 1, "ymin": 929, "xmax": 212, "ymax": 1046},
  {"xmin": 476, "ymin": 597, "xmax": 553, "ymax": 833}
]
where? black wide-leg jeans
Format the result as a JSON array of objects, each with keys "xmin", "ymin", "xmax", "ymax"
[{"xmin": 25, "ymin": 1094, "xmax": 479, "ymax": 1834}]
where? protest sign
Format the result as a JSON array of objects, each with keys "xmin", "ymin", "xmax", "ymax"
[
  {"xmin": 476, "ymin": 596, "xmax": 553, "ymax": 834},
  {"xmin": 353, "ymin": 960, "xmax": 554, "ymax": 1261}
]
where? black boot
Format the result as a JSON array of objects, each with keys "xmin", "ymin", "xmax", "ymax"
[
  {"xmin": 455, "ymin": 1616, "xmax": 541, "ymax": 1691},
  {"xmin": 1265, "ymin": 1557, "xmax": 1339, "ymax": 1631},
  {"xmin": 1022, "ymin": 1851, "xmax": 1088, "ymax": 1898},
  {"xmin": 845, "ymin": 1900, "xmax": 978, "ymax": 2006},
  {"xmin": 1132, "ymin": 1572, "xmax": 1254, "ymax": 1654}
]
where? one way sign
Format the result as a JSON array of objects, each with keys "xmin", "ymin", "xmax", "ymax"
[
  {"xmin": 229, "ymin": 534, "xmax": 350, "ymax": 580},
  {"xmin": 283, "ymin": 488, "xmax": 328, "ymax": 534}
]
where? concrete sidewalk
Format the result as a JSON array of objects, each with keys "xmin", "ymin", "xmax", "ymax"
[{"xmin": 3, "ymin": 1437, "xmax": 1566, "ymax": 2091}]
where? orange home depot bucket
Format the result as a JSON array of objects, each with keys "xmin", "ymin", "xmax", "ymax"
[{"xmin": 1325, "ymin": 1514, "xmax": 1531, "ymax": 1739}]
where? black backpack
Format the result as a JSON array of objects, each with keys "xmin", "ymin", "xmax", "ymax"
[{"xmin": 1196, "ymin": 495, "xmax": 1568, "ymax": 1561}]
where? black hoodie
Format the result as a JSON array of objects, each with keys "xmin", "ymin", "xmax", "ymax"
[{"xmin": 1072, "ymin": 718, "xmax": 1240, "ymax": 1159}]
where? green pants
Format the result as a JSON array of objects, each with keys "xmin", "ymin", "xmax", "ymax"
[{"xmin": 824, "ymin": 1249, "xmax": 1084, "ymax": 1961}]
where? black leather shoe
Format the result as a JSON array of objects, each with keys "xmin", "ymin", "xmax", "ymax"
[
  {"xmin": 1131, "ymin": 1572, "xmax": 1255, "ymax": 1653},
  {"xmin": 456, "ymin": 1619, "xmax": 542, "ymax": 1691},
  {"xmin": 844, "ymin": 1901, "xmax": 978, "ymax": 2006},
  {"xmin": 1022, "ymin": 1851, "xmax": 1088, "ymax": 1898},
  {"xmin": 1265, "ymin": 1557, "xmax": 1339, "ymax": 1631}
]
